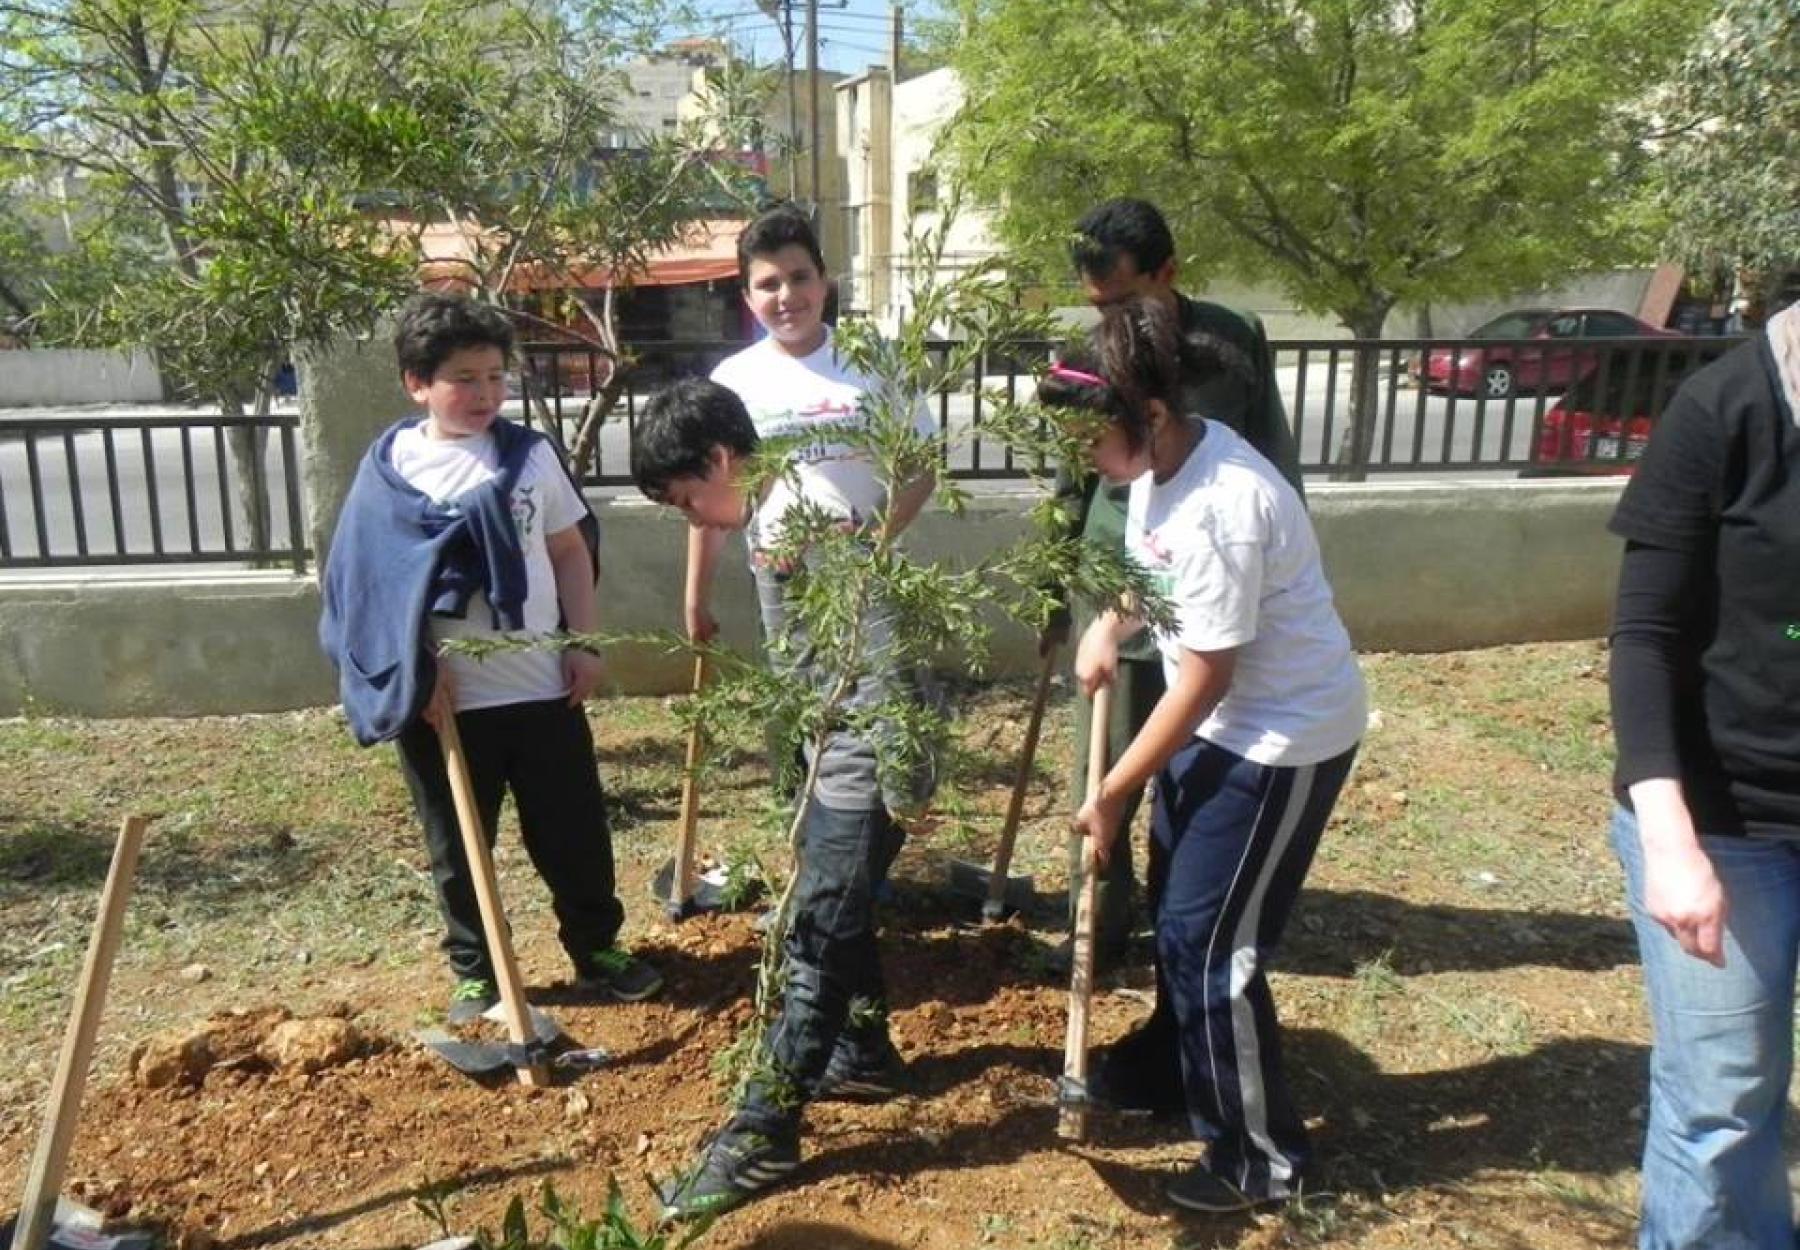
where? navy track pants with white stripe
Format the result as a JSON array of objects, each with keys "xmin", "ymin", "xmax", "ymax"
[{"xmin": 1148, "ymin": 736, "xmax": 1357, "ymax": 1198}]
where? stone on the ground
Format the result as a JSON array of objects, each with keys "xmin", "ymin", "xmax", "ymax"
[
  {"xmin": 132, "ymin": 1026, "xmax": 217, "ymax": 1088},
  {"xmin": 260, "ymin": 1017, "xmax": 363, "ymax": 1073},
  {"xmin": 179, "ymin": 963, "xmax": 211, "ymax": 983}
]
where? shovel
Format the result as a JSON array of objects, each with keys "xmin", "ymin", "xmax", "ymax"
[
  {"xmin": 1057, "ymin": 684, "xmax": 1111, "ymax": 1142},
  {"xmin": 652, "ymin": 655, "xmax": 730, "ymax": 921},
  {"xmin": 3, "ymin": 816, "xmax": 155, "ymax": 1250},
  {"xmin": 948, "ymin": 645, "xmax": 1058, "ymax": 920},
  {"xmin": 415, "ymin": 715, "xmax": 555, "ymax": 1086}
]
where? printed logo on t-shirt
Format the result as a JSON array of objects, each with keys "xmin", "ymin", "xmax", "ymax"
[
  {"xmin": 752, "ymin": 399, "xmax": 863, "ymax": 465},
  {"xmin": 510, "ymin": 483, "xmax": 539, "ymax": 540},
  {"xmin": 1786, "ymin": 622, "xmax": 1800, "ymax": 641},
  {"xmin": 1133, "ymin": 528, "xmax": 1179, "ymax": 598}
]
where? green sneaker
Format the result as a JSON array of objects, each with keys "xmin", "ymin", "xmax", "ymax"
[
  {"xmin": 446, "ymin": 976, "xmax": 498, "ymax": 1026},
  {"xmin": 575, "ymin": 947, "xmax": 664, "ymax": 1002},
  {"xmin": 658, "ymin": 1123, "xmax": 800, "ymax": 1223}
]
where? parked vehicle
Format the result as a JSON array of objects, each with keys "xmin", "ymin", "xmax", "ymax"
[
  {"xmin": 1423, "ymin": 308, "xmax": 1676, "ymax": 399},
  {"xmin": 1527, "ymin": 341, "xmax": 1736, "ymax": 475}
]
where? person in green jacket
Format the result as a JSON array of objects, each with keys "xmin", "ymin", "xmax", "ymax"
[{"xmin": 1048, "ymin": 198, "xmax": 1302, "ymax": 969}]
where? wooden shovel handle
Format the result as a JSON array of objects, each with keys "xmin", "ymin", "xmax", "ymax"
[
  {"xmin": 14, "ymin": 814, "xmax": 148, "ymax": 1250},
  {"xmin": 985, "ymin": 645, "xmax": 1058, "ymax": 908},
  {"xmin": 439, "ymin": 715, "xmax": 548, "ymax": 1087},
  {"xmin": 671, "ymin": 654, "xmax": 708, "ymax": 914},
  {"xmin": 1058, "ymin": 684, "xmax": 1111, "ymax": 1141}
]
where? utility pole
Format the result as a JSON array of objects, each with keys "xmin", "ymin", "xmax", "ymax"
[
  {"xmin": 755, "ymin": 0, "xmax": 800, "ymax": 198},
  {"xmin": 785, "ymin": 1, "xmax": 800, "ymax": 199},
  {"xmin": 890, "ymin": 3, "xmax": 902, "ymax": 82},
  {"xmin": 805, "ymin": 0, "xmax": 820, "ymax": 207}
]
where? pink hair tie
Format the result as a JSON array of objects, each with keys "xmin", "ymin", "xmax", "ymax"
[{"xmin": 1048, "ymin": 362, "xmax": 1107, "ymax": 387}]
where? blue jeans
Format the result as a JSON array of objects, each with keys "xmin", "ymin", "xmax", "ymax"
[{"xmin": 1612, "ymin": 805, "xmax": 1800, "ymax": 1249}]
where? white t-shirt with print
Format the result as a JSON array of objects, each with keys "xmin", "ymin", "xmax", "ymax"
[
  {"xmin": 1125, "ymin": 421, "xmax": 1366, "ymax": 766},
  {"xmin": 709, "ymin": 329, "xmax": 934, "ymax": 554},
  {"xmin": 390, "ymin": 422, "xmax": 588, "ymax": 712}
]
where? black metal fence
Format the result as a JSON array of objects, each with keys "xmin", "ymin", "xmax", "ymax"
[
  {"xmin": 520, "ymin": 333, "xmax": 1746, "ymax": 485},
  {"xmin": 515, "ymin": 338, "xmax": 1054, "ymax": 485},
  {"xmin": 0, "ymin": 414, "xmax": 308, "ymax": 571},
  {"xmin": 1273, "ymin": 335, "xmax": 1745, "ymax": 475},
  {"xmin": 0, "ymin": 332, "xmax": 1748, "ymax": 572}
]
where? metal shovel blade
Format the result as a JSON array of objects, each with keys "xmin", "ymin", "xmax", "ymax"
[
  {"xmin": 416, "ymin": 1002, "xmax": 562, "ymax": 1077},
  {"xmin": 946, "ymin": 858, "xmax": 1035, "ymax": 922},
  {"xmin": 1, "ymin": 1200, "xmax": 155, "ymax": 1250},
  {"xmin": 651, "ymin": 856, "xmax": 741, "ymax": 918}
]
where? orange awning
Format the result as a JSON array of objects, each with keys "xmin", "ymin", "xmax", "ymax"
[{"xmin": 411, "ymin": 217, "xmax": 740, "ymax": 291}]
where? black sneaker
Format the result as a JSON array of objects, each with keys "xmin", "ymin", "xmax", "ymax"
[
  {"xmin": 1089, "ymin": 1039, "xmax": 1185, "ymax": 1117},
  {"xmin": 1164, "ymin": 1164, "xmax": 1288, "ymax": 1213},
  {"xmin": 658, "ymin": 1123, "xmax": 801, "ymax": 1222},
  {"xmin": 446, "ymin": 976, "xmax": 498, "ymax": 1026},
  {"xmin": 575, "ymin": 947, "xmax": 664, "ymax": 1002},
  {"xmin": 813, "ymin": 1037, "xmax": 907, "ymax": 1103}
]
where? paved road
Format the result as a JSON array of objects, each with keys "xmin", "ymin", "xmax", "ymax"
[{"xmin": 0, "ymin": 363, "xmax": 1566, "ymax": 571}]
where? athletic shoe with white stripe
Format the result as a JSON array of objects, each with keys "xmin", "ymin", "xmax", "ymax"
[
  {"xmin": 1165, "ymin": 1163, "xmax": 1290, "ymax": 1213},
  {"xmin": 813, "ymin": 1036, "xmax": 907, "ymax": 1103},
  {"xmin": 659, "ymin": 1123, "xmax": 800, "ymax": 1222}
]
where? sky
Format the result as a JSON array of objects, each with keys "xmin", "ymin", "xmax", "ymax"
[{"xmin": 669, "ymin": 0, "xmax": 947, "ymax": 75}]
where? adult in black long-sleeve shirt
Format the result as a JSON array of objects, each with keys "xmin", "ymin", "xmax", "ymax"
[{"xmin": 1606, "ymin": 308, "xmax": 1800, "ymax": 1250}]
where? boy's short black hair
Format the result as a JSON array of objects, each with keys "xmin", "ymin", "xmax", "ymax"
[
  {"xmin": 1071, "ymin": 198, "xmax": 1176, "ymax": 281},
  {"xmin": 736, "ymin": 203, "xmax": 827, "ymax": 286},
  {"xmin": 633, "ymin": 378, "xmax": 760, "ymax": 503},
  {"xmin": 394, "ymin": 290, "xmax": 515, "ymax": 382}
]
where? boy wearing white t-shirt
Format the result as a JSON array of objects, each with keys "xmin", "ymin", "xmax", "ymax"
[
  {"xmin": 645, "ymin": 206, "xmax": 936, "ymax": 1222},
  {"xmin": 1043, "ymin": 298, "xmax": 1364, "ymax": 1215},
  {"xmin": 320, "ymin": 292, "xmax": 660, "ymax": 1025}
]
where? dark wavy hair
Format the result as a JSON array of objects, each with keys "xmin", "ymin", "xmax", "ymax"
[
  {"xmin": 1038, "ymin": 298, "xmax": 1257, "ymax": 451},
  {"xmin": 1037, "ymin": 297, "xmax": 1182, "ymax": 452},
  {"xmin": 393, "ymin": 290, "xmax": 514, "ymax": 383}
]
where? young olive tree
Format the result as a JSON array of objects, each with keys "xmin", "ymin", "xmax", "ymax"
[{"xmin": 460, "ymin": 211, "xmax": 1173, "ymax": 1109}]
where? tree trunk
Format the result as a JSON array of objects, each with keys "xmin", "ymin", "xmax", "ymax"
[
  {"xmin": 567, "ymin": 366, "xmax": 631, "ymax": 483},
  {"xmin": 1331, "ymin": 305, "xmax": 1394, "ymax": 482},
  {"xmin": 222, "ymin": 360, "xmax": 278, "ymax": 562}
]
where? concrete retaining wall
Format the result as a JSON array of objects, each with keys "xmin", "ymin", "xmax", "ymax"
[
  {"xmin": 0, "ymin": 480, "xmax": 1625, "ymax": 717},
  {"xmin": 0, "ymin": 348, "xmax": 165, "ymax": 406}
]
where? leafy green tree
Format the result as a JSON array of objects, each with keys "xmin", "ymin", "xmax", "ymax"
[
  {"xmin": 0, "ymin": 0, "xmax": 765, "ymax": 544},
  {"xmin": 1654, "ymin": 0, "xmax": 1799, "ymax": 290},
  {"xmin": 941, "ymin": 0, "xmax": 1701, "ymax": 475}
]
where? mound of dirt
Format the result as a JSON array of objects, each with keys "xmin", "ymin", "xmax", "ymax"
[{"xmin": 130, "ymin": 1006, "xmax": 376, "ymax": 1088}]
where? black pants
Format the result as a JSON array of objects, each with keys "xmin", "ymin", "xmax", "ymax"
[
  {"xmin": 734, "ymin": 801, "xmax": 905, "ymax": 1137},
  {"xmin": 395, "ymin": 698, "xmax": 624, "ymax": 981}
]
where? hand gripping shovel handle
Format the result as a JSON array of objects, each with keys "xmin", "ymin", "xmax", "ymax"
[
  {"xmin": 984, "ymin": 644, "xmax": 1058, "ymax": 918},
  {"xmin": 13, "ymin": 815, "xmax": 147, "ymax": 1250},
  {"xmin": 669, "ymin": 654, "xmax": 708, "ymax": 920},
  {"xmin": 1058, "ymin": 684, "xmax": 1111, "ymax": 1142},
  {"xmin": 438, "ymin": 715, "xmax": 549, "ymax": 1087}
]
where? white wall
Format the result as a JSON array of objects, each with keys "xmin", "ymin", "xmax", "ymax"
[
  {"xmin": 0, "ymin": 349, "xmax": 165, "ymax": 406},
  {"xmin": 0, "ymin": 480, "xmax": 1627, "ymax": 715}
]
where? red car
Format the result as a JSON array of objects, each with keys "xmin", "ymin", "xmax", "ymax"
[
  {"xmin": 1424, "ymin": 308, "xmax": 1676, "ymax": 399},
  {"xmin": 1528, "ymin": 343, "xmax": 1732, "ymax": 475}
]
